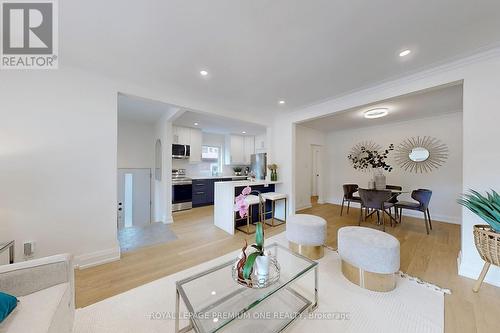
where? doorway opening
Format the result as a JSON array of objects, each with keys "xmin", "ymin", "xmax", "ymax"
[{"xmin": 311, "ymin": 144, "xmax": 324, "ymax": 206}]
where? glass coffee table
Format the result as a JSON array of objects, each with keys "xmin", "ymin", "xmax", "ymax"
[{"xmin": 175, "ymin": 243, "xmax": 319, "ymax": 333}]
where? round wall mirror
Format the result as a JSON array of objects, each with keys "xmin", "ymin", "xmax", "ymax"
[
  {"xmin": 409, "ymin": 147, "xmax": 430, "ymax": 162},
  {"xmin": 395, "ymin": 136, "xmax": 448, "ymax": 173}
]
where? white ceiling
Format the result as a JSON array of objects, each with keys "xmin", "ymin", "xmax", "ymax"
[
  {"xmin": 118, "ymin": 94, "xmax": 178, "ymax": 123},
  {"xmin": 300, "ymin": 83, "xmax": 463, "ymax": 132},
  {"xmin": 61, "ymin": 1, "xmax": 500, "ymax": 116},
  {"xmin": 173, "ymin": 111, "xmax": 266, "ymax": 136}
]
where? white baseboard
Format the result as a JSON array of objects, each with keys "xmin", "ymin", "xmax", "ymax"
[
  {"xmin": 458, "ymin": 253, "xmax": 500, "ymax": 288},
  {"xmin": 325, "ymin": 197, "xmax": 461, "ymax": 225},
  {"xmin": 74, "ymin": 245, "xmax": 121, "ymax": 269},
  {"xmin": 164, "ymin": 215, "xmax": 174, "ymax": 224},
  {"xmin": 296, "ymin": 204, "xmax": 312, "ymax": 211}
]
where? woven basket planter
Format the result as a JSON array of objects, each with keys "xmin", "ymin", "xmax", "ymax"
[
  {"xmin": 472, "ymin": 225, "xmax": 500, "ymax": 292},
  {"xmin": 473, "ymin": 225, "xmax": 500, "ymax": 266}
]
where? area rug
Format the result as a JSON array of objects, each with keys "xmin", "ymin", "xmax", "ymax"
[
  {"xmin": 74, "ymin": 232, "xmax": 448, "ymax": 333},
  {"xmin": 118, "ymin": 222, "xmax": 177, "ymax": 252}
]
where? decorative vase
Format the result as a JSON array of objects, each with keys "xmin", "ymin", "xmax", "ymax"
[
  {"xmin": 271, "ymin": 170, "xmax": 277, "ymax": 181},
  {"xmin": 374, "ymin": 168, "xmax": 386, "ymax": 190},
  {"xmin": 254, "ymin": 255, "xmax": 270, "ymax": 284}
]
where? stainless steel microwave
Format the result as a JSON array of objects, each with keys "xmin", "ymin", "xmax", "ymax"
[{"xmin": 172, "ymin": 144, "xmax": 190, "ymax": 159}]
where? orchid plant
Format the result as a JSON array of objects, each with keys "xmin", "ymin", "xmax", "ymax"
[{"xmin": 234, "ymin": 186, "xmax": 265, "ymax": 282}]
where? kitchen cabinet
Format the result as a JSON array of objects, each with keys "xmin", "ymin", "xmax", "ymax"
[
  {"xmin": 225, "ymin": 135, "xmax": 255, "ymax": 165},
  {"xmin": 243, "ymin": 136, "xmax": 255, "ymax": 165},
  {"xmin": 172, "ymin": 126, "xmax": 202, "ymax": 163},
  {"xmin": 192, "ymin": 178, "xmax": 232, "ymax": 207},
  {"xmin": 172, "ymin": 126, "xmax": 191, "ymax": 145},
  {"xmin": 225, "ymin": 135, "xmax": 245, "ymax": 165},
  {"xmin": 189, "ymin": 128, "xmax": 202, "ymax": 163}
]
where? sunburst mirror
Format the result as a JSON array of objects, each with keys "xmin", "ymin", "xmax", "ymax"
[
  {"xmin": 348, "ymin": 141, "xmax": 382, "ymax": 172},
  {"xmin": 395, "ymin": 136, "xmax": 448, "ymax": 173}
]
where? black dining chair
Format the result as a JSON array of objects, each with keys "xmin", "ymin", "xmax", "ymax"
[
  {"xmin": 358, "ymin": 189, "xmax": 395, "ymax": 232},
  {"xmin": 386, "ymin": 185, "xmax": 403, "ymax": 218},
  {"xmin": 395, "ymin": 189, "xmax": 433, "ymax": 234},
  {"xmin": 341, "ymin": 184, "xmax": 362, "ymax": 216}
]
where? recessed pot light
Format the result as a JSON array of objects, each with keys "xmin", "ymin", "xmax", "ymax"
[
  {"xmin": 364, "ymin": 108, "xmax": 388, "ymax": 119},
  {"xmin": 200, "ymin": 70, "xmax": 208, "ymax": 76},
  {"xmin": 194, "ymin": 122, "xmax": 199, "ymax": 126},
  {"xmin": 242, "ymin": 131, "xmax": 247, "ymax": 134},
  {"xmin": 279, "ymin": 100, "xmax": 285, "ymax": 104},
  {"xmin": 399, "ymin": 49, "xmax": 411, "ymax": 57}
]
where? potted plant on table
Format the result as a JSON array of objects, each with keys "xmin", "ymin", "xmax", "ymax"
[
  {"xmin": 347, "ymin": 144, "xmax": 394, "ymax": 189},
  {"xmin": 458, "ymin": 189, "xmax": 500, "ymax": 292},
  {"xmin": 233, "ymin": 166, "xmax": 243, "ymax": 176},
  {"xmin": 234, "ymin": 186, "xmax": 273, "ymax": 287},
  {"xmin": 268, "ymin": 164, "xmax": 278, "ymax": 181}
]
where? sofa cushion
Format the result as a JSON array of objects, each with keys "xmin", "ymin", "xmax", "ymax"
[
  {"xmin": 0, "ymin": 292, "xmax": 17, "ymax": 323},
  {"xmin": 0, "ymin": 283, "xmax": 68, "ymax": 333}
]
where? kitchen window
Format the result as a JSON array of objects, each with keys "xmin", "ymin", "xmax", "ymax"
[{"xmin": 202, "ymin": 145, "xmax": 221, "ymax": 175}]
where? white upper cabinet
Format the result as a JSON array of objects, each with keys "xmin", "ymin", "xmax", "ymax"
[
  {"xmin": 172, "ymin": 126, "xmax": 191, "ymax": 145},
  {"xmin": 243, "ymin": 136, "xmax": 255, "ymax": 165},
  {"xmin": 225, "ymin": 134, "xmax": 255, "ymax": 165},
  {"xmin": 189, "ymin": 128, "xmax": 202, "ymax": 163}
]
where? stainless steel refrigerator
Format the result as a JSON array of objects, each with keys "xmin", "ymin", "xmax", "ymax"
[{"xmin": 251, "ymin": 153, "xmax": 267, "ymax": 180}]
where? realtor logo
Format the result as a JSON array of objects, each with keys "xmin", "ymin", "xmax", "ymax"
[{"xmin": 1, "ymin": 0, "xmax": 58, "ymax": 69}]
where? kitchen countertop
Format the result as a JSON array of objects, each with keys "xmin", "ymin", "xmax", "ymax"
[
  {"xmin": 214, "ymin": 180, "xmax": 282, "ymax": 187},
  {"xmin": 190, "ymin": 175, "xmax": 248, "ymax": 180}
]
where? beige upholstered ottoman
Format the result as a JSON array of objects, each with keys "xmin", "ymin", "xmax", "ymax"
[
  {"xmin": 338, "ymin": 226, "xmax": 400, "ymax": 292},
  {"xmin": 286, "ymin": 214, "xmax": 326, "ymax": 260}
]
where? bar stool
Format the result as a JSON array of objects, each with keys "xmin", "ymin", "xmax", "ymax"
[
  {"xmin": 235, "ymin": 194, "xmax": 265, "ymax": 234},
  {"xmin": 261, "ymin": 192, "xmax": 287, "ymax": 227}
]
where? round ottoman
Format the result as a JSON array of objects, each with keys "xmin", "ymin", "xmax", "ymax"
[
  {"xmin": 338, "ymin": 226, "xmax": 400, "ymax": 292},
  {"xmin": 286, "ymin": 214, "xmax": 326, "ymax": 259}
]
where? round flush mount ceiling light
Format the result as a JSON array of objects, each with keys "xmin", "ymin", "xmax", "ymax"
[
  {"xmin": 279, "ymin": 100, "xmax": 285, "ymax": 105},
  {"xmin": 364, "ymin": 108, "xmax": 389, "ymax": 119},
  {"xmin": 399, "ymin": 49, "xmax": 411, "ymax": 57},
  {"xmin": 200, "ymin": 70, "xmax": 208, "ymax": 76}
]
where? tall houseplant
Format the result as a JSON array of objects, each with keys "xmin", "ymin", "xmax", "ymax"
[{"xmin": 458, "ymin": 189, "xmax": 500, "ymax": 292}]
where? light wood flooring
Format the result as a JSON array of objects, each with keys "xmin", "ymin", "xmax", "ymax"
[{"xmin": 75, "ymin": 202, "xmax": 500, "ymax": 332}]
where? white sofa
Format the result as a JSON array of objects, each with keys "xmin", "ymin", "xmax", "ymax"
[{"xmin": 0, "ymin": 254, "xmax": 74, "ymax": 333}]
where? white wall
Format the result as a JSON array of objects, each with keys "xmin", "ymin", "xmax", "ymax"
[
  {"xmin": 324, "ymin": 113, "xmax": 463, "ymax": 223},
  {"xmin": 0, "ymin": 68, "xmax": 120, "ymax": 268},
  {"xmin": 117, "ymin": 118, "xmax": 155, "ymax": 169},
  {"xmin": 294, "ymin": 125, "xmax": 327, "ymax": 210},
  {"xmin": 271, "ymin": 48, "xmax": 500, "ymax": 287},
  {"xmin": 153, "ymin": 114, "xmax": 173, "ymax": 224}
]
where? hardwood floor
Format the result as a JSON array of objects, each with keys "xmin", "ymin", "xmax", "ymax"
[{"xmin": 75, "ymin": 202, "xmax": 500, "ymax": 332}]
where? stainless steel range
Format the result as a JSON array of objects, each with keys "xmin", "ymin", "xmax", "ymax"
[{"xmin": 172, "ymin": 169, "xmax": 192, "ymax": 212}]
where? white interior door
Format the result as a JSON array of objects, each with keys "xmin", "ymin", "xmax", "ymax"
[
  {"xmin": 117, "ymin": 168, "xmax": 151, "ymax": 229},
  {"xmin": 311, "ymin": 146, "xmax": 320, "ymax": 196}
]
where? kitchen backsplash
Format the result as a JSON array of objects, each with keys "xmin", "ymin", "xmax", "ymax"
[{"xmin": 172, "ymin": 159, "xmax": 241, "ymax": 177}]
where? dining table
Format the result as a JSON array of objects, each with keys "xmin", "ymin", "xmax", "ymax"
[{"xmin": 355, "ymin": 189, "xmax": 409, "ymax": 225}]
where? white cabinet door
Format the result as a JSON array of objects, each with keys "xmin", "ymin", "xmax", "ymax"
[
  {"xmin": 225, "ymin": 135, "xmax": 245, "ymax": 165},
  {"xmin": 172, "ymin": 126, "xmax": 179, "ymax": 144},
  {"xmin": 189, "ymin": 128, "xmax": 202, "ymax": 163},
  {"xmin": 243, "ymin": 136, "xmax": 255, "ymax": 165},
  {"xmin": 178, "ymin": 127, "xmax": 191, "ymax": 145}
]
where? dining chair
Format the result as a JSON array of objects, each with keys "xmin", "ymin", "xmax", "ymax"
[
  {"xmin": 358, "ymin": 189, "xmax": 395, "ymax": 232},
  {"xmin": 341, "ymin": 184, "xmax": 362, "ymax": 216},
  {"xmin": 386, "ymin": 185, "xmax": 403, "ymax": 218},
  {"xmin": 395, "ymin": 189, "xmax": 433, "ymax": 234}
]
